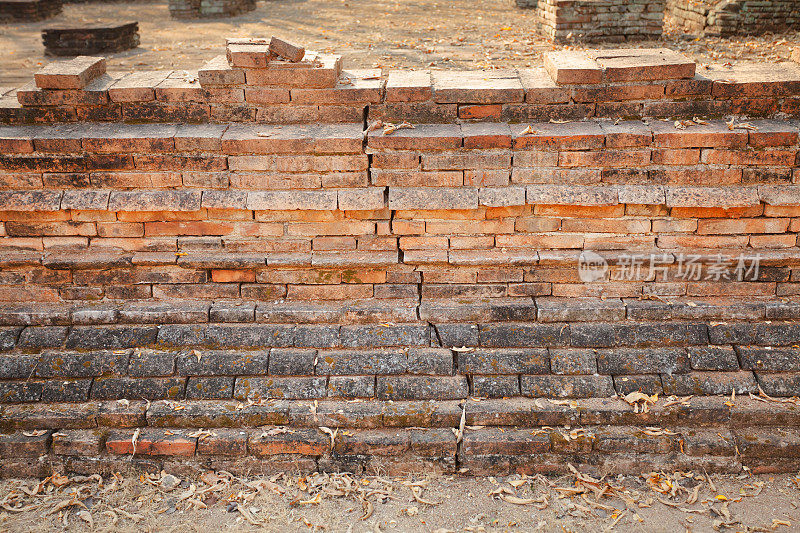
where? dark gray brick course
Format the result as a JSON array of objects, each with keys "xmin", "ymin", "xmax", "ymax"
[
  {"xmin": 316, "ymin": 349, "xmax": 407, "ymax": 375},
  {"xmin": 597, "ymin": 348, "xmax": 690, "ymax": 375},
  {"xmin": 234, "ymin": 376, "xmax": 327, "ymax": 400},
  {"xmin": 479, "ymin": 323, "xmax": 570, "ymax": 347},
  {"xmin": 128, "ymin": 349, "xmax": 176, "ymax": 377},
  {"xmin": 90, "ymin": 377, "xmax": 186, "ymax": 400},
  {"xmin": 521, "ymin": 375, "xmax": 614, "ymax": 398},
  {"xmin": 472, "ymin": 375, "xmax": 520, "ymax": 397},
  {"xmin": 186, "ymin": 376, "xmax": 235, "ymax": 399},
  {"xmin": 268, "ymin": 348, "xmax": 316, "ymax": 375},
  {"xmin": 37, "ymin": 350, "xmax": 130, "ymax": 378},
  {"xmin": 66, "ymin": 326, "xmax": 158, "ymax": 349},
  {"xmin": 176, "ymin": 349, "xmax": 269, "ymax": 376},
  {"xmin": 377, "ymin": 376, "xmax": 468, "ymax": 400},
  {"xmin": 328, "ymin": 376, "xmax": 375, "ymax": 398}
]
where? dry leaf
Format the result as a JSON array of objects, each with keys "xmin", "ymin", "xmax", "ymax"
[{"xmin": 319, "ymin": 426, "xmax": 338, "ymax": 450}]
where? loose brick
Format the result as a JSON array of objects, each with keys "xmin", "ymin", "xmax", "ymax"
[{"xmin": 35, "ymin": 56, "xmax": 106, "ymax": 90}]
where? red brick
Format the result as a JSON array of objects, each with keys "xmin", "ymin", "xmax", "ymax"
[
  {"xmin": 572, "ymin": 84, "xmax": 664, "ymax": 102},
  {"xmin": 534, "ymin": 204, "xmax": 625, "ymax": 218},
  {"xmin": 751, "ymin": 234, "xmax": 796, "ymax": 248},
  {"xmin": 518, "ymin": 67, "xmax": 570, "ymax": 104},
  {"xmin": 35, "ymin": 56, "xmax": 106, "ymax": 89},
  {"xmin": 559, "ymin": 149, "xmax": 650, "ymax": 168},
  {"xmin": 458, "ymin": 104, "xmax": 502, "ymax": 119},
  {"xmin": 287, "ymin": 284, "xmax": 372, "ymax": 300},
  {"xmin": 432, "ymin": 70, "xmax": 523, "ymax": 104},
  {"xmin": 211, "ymin": 269, "xmax": 256, "ymax": 283},
  {"xmin": 543, "ymin": 50, "xmax": 602, "ymax": 84},
  {"xmin": 367, "ymin": 124, "xmax": 461, "ymax": 151},
  {"xmin": 371, "ymin": 152, "xmax": 419, "ymax": 169},
  {"xmin": 652, "ymin": 120, "xmax": 747, "ymax": 148},
  {"xmin": 652, "ymin": 148, "xmax": 700, "ymax": 165},
  {"xmin": 708, "ymin": 64, "xmax": 800, "ymax": 98},
  {"xmin": 512, "ymin": 122, "xmax": 604, "ymax": 150},
  {"xmin": 671, "ymin": 206, "xmax": 763, "ymax": 218},
  {"xmin": 372, "ymin": 169, "xmax": 462, "ymax": 187},
  {"xmin": 697, "ymin": 218, "xmax": 789, "ymax": 235},
  {"xmin": 385, "ymin": 70, "xmax": 432, "ymax": 102},
  {"xmin": 109, "ymin": 71, "xmax": 171, "ymax": 102},
  {"xmin": 106, "ymin": 429, "xmax": 196, "ymax": 456},
  {"xmin": 461, "ymin": 122, "xmax": 512, "ymax": 149},
  {"xmin": 269, "ymin": 36, "xmax": 306, "ymax": 62},
  {"xmin": 658, "ymin": 234, "xmax": 749, "ymax": 248},
  {"xmin": 703, "ymin": 149, "xmax": 795, "ymax": 166}
]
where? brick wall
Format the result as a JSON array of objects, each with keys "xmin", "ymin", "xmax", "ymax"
[
  {"xmin": 168, "ymin": 0, "xmax": 256, "ymax": 19},
  {"xmin": 667, "ymin": 0, "xmax": 800, "ymax": 36},
  {"xmin": 537, "ymin": 0, "xmax": 665, "ymax": 43},
  {"xmin": 1, "ymin": 44, "xmax": 800, "ymax": 477},
  {"xmin": 43, "ymin": 23, "xmax": 140, "ymax": 57},
  {"xmin": 0, "ymin": 0, "xmax": 61, "ymax": 22}
]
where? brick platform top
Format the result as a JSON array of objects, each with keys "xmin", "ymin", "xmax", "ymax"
[{"xmin": 2, "ymin": 41, "xmax": 800, "ymax": 124}]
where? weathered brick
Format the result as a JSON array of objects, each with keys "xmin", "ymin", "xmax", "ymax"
[
  {"xmin": 432, "ymin": 70, "xmax": 523, "ymax": 104},
  {"xmin": 234, "ymin": 376, "xmax": 326, "ymax": 400},
  {"xmin": 35, "ymin": 56, "xmax": 106, "ymax": 89},
  {"xmin": 248, "ymin": 428, "xmax": 327, "ymax": 456},
  {"xmin": 186, "ymin": 376, "xmax": 234, "ymax": 399},
  {"xmin": 662, "ymin": 370, "xmax": 757, "ymax": 395},
  {"xmin": 521, "ymin": 375, "xmax": 614, "ymax": 398},
  {"xmin": 109, "ymin": 71, "xmax": 171, "ymax": 102},
  {"xmin": 377, "ymin": 375, "xmax": 468, "ymax": 400},
  {"xmin": 0, "ymin": 430, "xmax": 51, "ymax": 457},
  {"xmin": 458, "ymin": 348, "xmax": 548, "ymax": 374},
  {"xmin": 106, "ymin": 428, "xmax": 195, "ymax": 456}
]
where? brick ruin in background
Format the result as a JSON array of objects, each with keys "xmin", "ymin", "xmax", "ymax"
[
  {"xmin": 667, "ymin": 0, "xmax": 800, "ymax": 37},
  {"xmin": 515, "ymin": 0, "xmax": 666, "ymax": 42},
  {"xmin": 0, "ymin": 0, "xmax": 61, "ymax": 22},
  {"xmin": 43, "ymin": 22, "xmax": 140, "ymax": 57},
  {"xmin": 2, "ymin": 42, "xmax": 800, "ymax": 477},
  {"xmin": 518, "ymin": 0, "xmax": 800, "ymax": 41},
  {"xmin": 168, "ymin": 0, "xmax": 256, "ymax": 19}
]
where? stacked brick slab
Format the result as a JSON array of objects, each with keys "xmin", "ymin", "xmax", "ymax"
[
  {"xmin": 2, "ymin": 43, "xmax": 800, "ymax": 478},
  {"xmin": 168, "ymin": 0, "xmax": 256, "ymax": 19},
  {"xmin": 537, "ymin": 0, "xmax": 666, "ymax": 43},
  {"xmin": 42, "ymin": 22, "xmax": 140, "ymax": 57},
  {"xmin": 0, "ymin": 0, "xmax": 61, "ymax": 21},
  {"xmin": 667, "ymin": 0, "xmax": 800, "ymax": 36}
]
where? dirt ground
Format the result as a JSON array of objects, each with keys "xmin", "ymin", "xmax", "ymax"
[
  {"xmin": 1, "ymin": 468, "xmax": 799, "ymax": 532},
  {"xmin": 1, "ymin": 0, "xmax": 800, "ymax": 86}
]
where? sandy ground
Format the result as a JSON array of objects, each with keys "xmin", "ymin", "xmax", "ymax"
[
  {"xmin": 1, "ymin": 468, "xmax": 799, "ymax": 532},
  {"xmin": 1, "ymin": 0, "xmax": 800, "ymax": 86}
]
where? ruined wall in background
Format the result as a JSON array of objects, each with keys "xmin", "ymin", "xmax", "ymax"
[{"xmin": 667, "ymin": 0, "xmax": 800, "ymax": 36}]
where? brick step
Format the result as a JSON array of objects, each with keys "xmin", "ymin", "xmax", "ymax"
[
  {"xmin": 4, "ymin": 396, "xmax": 799, "ymax": 430},
  {"xmin": 1, "ymin": 337, "xmax": 799, "ymax": 400},
  {"xmin": 3, "ymin": 399, "xmax": 800, "ymax": 477},
  {"xmin": 2, "ymin": 297, "xmax": 797, "ymax": 326},
  {"xmin": 5, "ymin": 249, "xmax": 800, "ymax": 270},
  {"xmin": 6, "ymin": 47, "xmax": 800, "ymax": 124},
  {"xmin": 3, "ymin": 319, "xmax": 800, "ymax": 348}
]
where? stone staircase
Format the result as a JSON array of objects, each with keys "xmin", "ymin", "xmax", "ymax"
[{"xmin": 1, "ymin": 44, "xmax": 799, "ymax": 478}]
